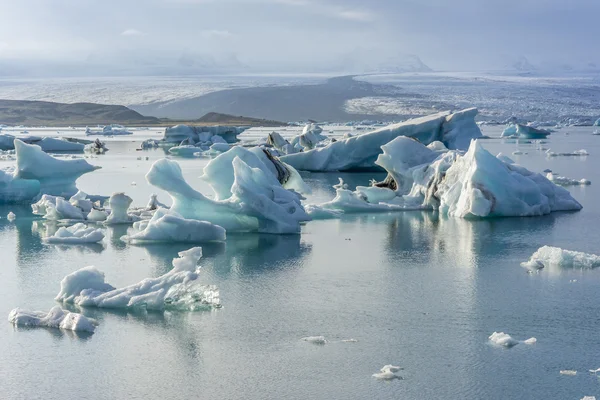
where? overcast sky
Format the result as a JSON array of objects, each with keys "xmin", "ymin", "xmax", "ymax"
[{"xmin": 1, "ymin": 0, "xmax": 598, "ymax": 76}]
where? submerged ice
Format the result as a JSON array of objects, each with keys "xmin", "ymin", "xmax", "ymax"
[{"xmin": 55, "ymin": 247, "xmax": 220, "ymax": 311}]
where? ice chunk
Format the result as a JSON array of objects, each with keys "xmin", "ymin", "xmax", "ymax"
[
  {"xmin": 280, "ymin": 108, "xmax": 482, "ymax": 171},
  {"xmin": 267, "ymin": 131, "xmax": 297, "ymax": 155},
  {"xmin": 546, "ymin": 149, "xmax": 589, "ymax": 157},
  {"xmin": 489, "ymin": 332, "xmax": 520, "ymax": 347},
  {"xmin": 302, "ymin": 336, "xmax": 327, "ymax": 345},
  {"xmin": 516, "ymin": 124, "xmax": 551, "ymax": 139},
  {"xmin": 84, "ymin": 139, "xmax": 108, "ymax": 154},
  {"xmin": 105, "ymin": 193, "xmax": 139, "ymax": 225},
  {"xmin": 87, "ymin": 209, "xmax": 108, "ymax": 222},
  {"xmin": 546, "ymin": 173, "xmax": 591, "ymax": 186},
  {"xmin": 36, "ymin": 137, "xmax": 85, "ymax": 152},
  {"xmin": 14, "ymin": 139, "xmax": 99, "ymax": 198},
  {"xmin": 163, "ymin": 125, "xmax": 245, "ymax": 144},
  {"xmin": 372, "ymin": 365, "xmax": 403, "ymax": 380},
  {"xmin": 0, "ymin": 167, "xmax": 41, "ymax": 203},
  {"xmin": 8, "ymin": 306, "xmax": 97, "ymax": 333},
  {"xmin": 523, "ymin": 337, "xmax": 537, "ymax": 344},
  {"xmin": 122, "ymin": 208, "xmax": 226, "ymax": 244},
  {"xmin": 146, "ymin": 156, "xmax": 309, "ymax": 234},
  {"xmin": 206, "ymin": 143, "xmax": 230, "ymax": 154},
  {"xmin": 521, "ymin": 246, "xmax": 600, "ymax": 269},
  {"xmin": 501, "ymin": 124, "xmax": 518, "ymax": 137},
  {"xmin": 7, "ymin": 211, "xmax": 16, "ymax": 221},
  {"xmin": 56, "ymin": 247, "xmax": 220, "ymax": 311},
  {"xmin": 560, "ymin": 370, "xmax": 577, "ymax": 376},
  {"xmin": 43, "ymin": 223, "xmax": 104, "ymax": 244}
]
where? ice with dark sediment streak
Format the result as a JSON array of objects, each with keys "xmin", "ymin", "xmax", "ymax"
[
  {"xmin": 146, "ymin": 152, "xmax": 310, "ymax": 233},
  {"xmin": 55, "ymin": 247, "xmax": 221, "ymax": 311},
  {"xmin": 8, "ymin": 306, "xmax": 97, "ymax": 333},
  {"xmin": 280, "ymin": 108, "xmax": 482, "ymax": 172},
  {"xmin": 308, "ymin": 138, "xmax": 582, "ymax": 218}
]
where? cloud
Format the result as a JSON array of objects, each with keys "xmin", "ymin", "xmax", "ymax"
[
  {"xmin": 201, "ymin": 30, "xmax": 234, "ymax": 39},
  {"xmin": 121, "ymin": 29, "xmax": 145, "ymax": 37}
]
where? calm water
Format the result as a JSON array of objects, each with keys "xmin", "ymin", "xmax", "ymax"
[{"xmin": 1, "ymin": 127, "xmax": 600, "ymax": 400}]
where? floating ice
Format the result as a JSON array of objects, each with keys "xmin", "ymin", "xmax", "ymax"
[
  {"xmin": 546, "ymin": 173, "xmax": 591, "ymax": 186},
  {"xmin": 84, "ymin": 139, "xmax": 108, "ymax": 154},
  {"xmin": 516, "ymin": 124, "xmax": 551, "ymax": 139},
  {"xmin": 7, "ymin": 211, "xmax": 15, "ymax": 221},
  {"xmin": 36, "ymin": 137, "xmax": 85, "ymax": 152},
  {"xmin": 105, "ymin": 193, "xmax": 140, "ymax": 225},
  {"xmin": 267, "ymin": 131, "xmax": 298, "ymax": 155},
  {"xmin": 521, "ymin": 246, "xmax": 600, "ymax": 269},
  {"xmin": 55, "ymin": 247, "xmax": 220, "ymax": 311},
  {"xmin": 123, "ymin": 208, "xmax": 226, "ymax": 244},
  {"xmin": 146, "ymin": 155, "xmax": 310, "ymax": 234},
  {"xmin": 489, "ymin": 332, "xmax": 519, "ymax": 347},
  {"xmin": 162, "ymin": 125, "xmax": 245, "ymax": 144},
  {"xmin": 546, "ymin": 149, "xmax": 589, "ymax": 157},
  {"xmin": 560, "ymin": 370, "xmax": 577, "ymax": 376},
  {"xmin": 280, "ymin": 108, "xmax": 482, "ymax": 171},
  {"xmin": 43, "ymin": 223, "xmax": 104, "ymax": 244},
  {"xmin": 302, "ymin": 336, "xmax": 327, "ymax": 345},
  {"xmin": 86, "ymin": 124, "xmax": 132, "ymax": 136},
  {"xmin": 501, "ymin": 123, "xmax": 518, "ymax": 137},
  {"xmin": 372, "ymin": 365, "xmax": 403, "ymax": 380},
  {"xmin": 8, "ymin": 306, "xmax": 97, "ymax": 333},
  {"xmin": 308, "ymin": 138, "xmax": 582, "ymax": 218},
  {"xmin": 523, "ymin": 337, "xmax": 537, "ymax": 344},
  {"xmin": 581, "ymin": 397, "xmax": 596, "ymax": 400}
]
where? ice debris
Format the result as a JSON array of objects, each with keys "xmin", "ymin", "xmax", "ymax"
[
  {"xmin": 302, "ymin": 336, "xmax": 327, "ymax": 345},
  {"xmin": 43, "ymin": 223, "xmax": 104, "ymax": 244},
  {"xmin": 489, "ymin": 332, "xmax": 537, "ymax": 347},
  {"xmin": 7, "ymin": 211, "xmax": 15, "ymax": 221},
  {"xmin": 546, "ymin": 173, "xmax": 591, "ymax": 187},
  {"xmin": 55, "ymin": 247, "xmax": 220, "ymax": 311},
  {"xmin": 521, "ymin": 246, "xmax": 600, "ymax": 270},
  {"xmin": 372, "ymin": 365, "xmax": 403, "ymax": 380},
  {"xmin": 560, "ymin": 370, "xmax": 577, "ymax": 376},
  {"xmin": 546, "ymin": 149, "xmax": 589, "ymax": 157},
  {"xmin": 8, "ymin": 306, "xmax": 97, "ymax": 333}
]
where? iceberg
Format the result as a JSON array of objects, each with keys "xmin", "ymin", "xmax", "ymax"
[
  {"xmin": 8, "ymin": 306, "xmax": 97, "ymax": 333},
  {"xmin": 280, "ymin": 108, "xmax": 482, "ymax": 171},
  {"xmin": 488, "ymin": 332, "xmax": 535, "ymax": 347},
  {"xmin": 13, "ymin": 139, "xmax": 100, "ymax": 199},
  {"xmin": 105, "ymin": 193, "xmax": 140, "ymax": 224},
  {"xmin": 122, "ymin": 208, "xmax": 226, "ymax": 244},
  {"xmin": 521, "ymin": 246, "xmax": 600, "ymax": 269},
  {"xmin": 372, "ymin": 365, "xmax": 403, "ymax": 380},
  {"xmin": 84, "ymin": 139, "xmax": 108, "ymax": 154},
  {"xmin": 267, "ymin": 131, "xmax": 298, "ymax": 155},
  {"xmin": 55, "ymin": 247, "xmax": 221, "ymax": 311},
  {"xmin": 146, "ymin": 155, "xmax": 310, "ymax": 233},
  {"xmin": 168, "ymin": 145, "xmax": 203, "ymax": 157},
  {"xmin": 36, "ymin": 137, "xmax": 85, "ymax": 152},
  {"xmin": 86, "ymin": 124, "xmax": 132, "ymax": 136},
  {"xmin": 501, "ymin": 124, "xmax": 518, "ymax": 137},
  {"xmin": 546, "ymin": 173, "xmax": 591, "ymax": 186},
  {"xmin": 515, "ymin": 124, "xmax": 551, "ymax": 139},
  {"xmin": 308, "ymin": 138, "xmax": 582, "ymax": 218},
  {"xmin": 162, "ymin": 125, "xmax": 246, "ymax": 144},
  {"xmin": 43, "ymin": 223, "xmax": 105, "ymax": 244}
]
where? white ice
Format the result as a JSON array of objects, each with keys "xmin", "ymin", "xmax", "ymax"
[
  {"xmin": 302, "ymin": 336, "xmax": 327, "ymax": 344},
  {"xmin": 560, "ymin": 370, "xmax": 577, "ymax": 376},
  {"xmin": 546, "ymin": 149, "xmax": 589, "ymax": 157},
  {"xmin": 146, "ymin": 155, "xmax": 310, "ymax": 234},
  {"xmin": 122, "ymin": 208, "xmax": 226, "ymax": 244},
  {"xmin": 8, "ymin": 306, "xmax": 97, "ymax": 333},
  {"xmin": 55, "ymin": 247, "xmax": 220, "ymax": 311},
  {"xmin": 104, "ymin": 192, "xmax": 140, "ymax": 225},
  {"xmin": 372, "ymin": 365, "xmax": 403, "ymax": 380},
  {"xmin": 36, "ymin": 137, "xmax": 85, "ymax": 152},
  {"xmin": 7, "ymin": 211, "xmax": 16, "ymax": 221},
  {"xmin": 521, "ymin": 246, "xmax": 600, "ymax": 269},
  {"xmin": 43, "ymin": 223, "xmax": 105, "ymax": 244},
  {"xmin": 280, "ymin": 108, "xmax": 482, "ymax": 171},
  {"xmin": 162, "ymin": 124, "xmax": 245, "ymax": 144},
  {"xmin": 489, "ymin": 332, "xmax": 536, "ymax": 348},
  {"xmin": 546, "ymin": 173, "xmax": 591, "ymax": 186}
]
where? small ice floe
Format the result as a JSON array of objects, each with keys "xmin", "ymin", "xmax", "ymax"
[
  {"xmin": 372, "ymin": 365, "xmax": 403, "ymax": 380},
  {"xmin": 8, "ymin": 306, "xmax": 97, "ymax": 333},
  {"xmin": 560, "ymin": 370, "xmax": 577, "ymax": 376},
  {"xmin": 546, "ymin": 173, "xmax": 591, "ymax": 187},
  {"xmin": 489, "ymin": 332, "xmax": 536, "ymax": 347},
  {"xmin": 588, "ymin": 368, "xmax": 600, "ymax": 374},
  {"xmin": 342, "ymin": 338, "xmax": 358, "ymax": 343},
  {"xmin": 302, "ymin": 336, "xmax": 327, "ymax": 345},
  {"xmin": 581, "ymin": 397, "xmax": 596, "ymax": 400},
  {"xmin": 42, "ymin": 223, "xmax": 104, "ymax": 244},
  {"xmin": 55, "ymin": 247, "xmax": 220, "ymax": 311},
  {"xmin": 7, "ymin": 211, "xmax": 15, "ymax": 221},
  {"xmin": 521, "ymin": 246, "xmax": 600, "ymax": 270},
  {"xmin": 131, "ymin": 181, "xmax": 137, "ymax": 186},
  {"xmin": 546, "ymin": 149, "xmax": 589, "ymax": 157}
]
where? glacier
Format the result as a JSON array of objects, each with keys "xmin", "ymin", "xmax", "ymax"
[
  {"xmin": 55, "ymin": 247, "xmax": 221, "ymax": 311},
  {"xmin": 8, "ymin": 306, "xmax": 97, "ymax": 333},
  {"xmin": 123, "ymin": 208, "xmax": 226, "ymax": 244},
  {"xmin": 279, "ymin": 108, "xmax": 482, "ymax": 172},
  {"xmin": 309, "ymin": 137, "xmax": 582, "ymax": 218}
]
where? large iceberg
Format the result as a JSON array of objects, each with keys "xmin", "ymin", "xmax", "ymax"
[
  {"xmin": 123, "ymin": 208, "xmax": 226, "ymax": 244},
  {"xmin": 55, "ymin": 247, "xmax": 220, "ymax": 311},
  {"xmin": 8, "ymin": 306, "xmax": 97, "ymax": 333},
  {"xmin": 146, "ymin": 153, "xmax": 310, "ymax": 233},
  {"xmin": 280, "ymin": 108, "xmax": 482, "ymax": 171},
  {"xmin": 309, "ymin": 138, "xmax": 582, "ymax": 218},
  {"xmin": 0, "ymin": 140, "xmax": 99, "ymax": 203}
]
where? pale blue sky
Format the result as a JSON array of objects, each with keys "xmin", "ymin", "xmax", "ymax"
[{"xmin": 0, "ymin": 0, "xmax": 598, "ymax": 75}]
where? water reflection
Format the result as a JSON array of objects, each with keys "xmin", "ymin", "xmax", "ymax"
[{"xmin": 8, "ymin": 324, "xmax": 94, "ymax": 341}]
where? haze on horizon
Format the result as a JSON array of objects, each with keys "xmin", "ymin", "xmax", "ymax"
[{"xmin": 1, "ymin": 0, "xmax": 599, "ymax": 77}]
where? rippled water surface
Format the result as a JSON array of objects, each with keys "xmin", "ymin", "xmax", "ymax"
[{"xmin": 1, "ymin": 126, "xmax": 600, "ymax": 400}]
